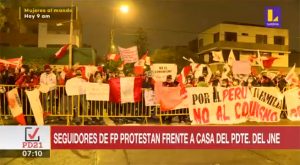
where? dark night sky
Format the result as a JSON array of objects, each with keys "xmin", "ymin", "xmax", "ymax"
[{"xmin": 41, "ymin": 0, "xmax": 299, "ymax": 56}]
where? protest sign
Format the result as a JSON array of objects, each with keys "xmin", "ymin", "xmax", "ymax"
[
  {"xmin": 150, "ymin": 64, "xmax": 177, "ymax": 82},
  {"xmin": 144, "ymin": 89, "xmax": 158, "ymax": 106},
  {"xmin": 85, "ymin": 83, "xmax": 109, "ymax": 101},
  {"xmin": 284, "ymin": 88, "xmax": 300, "ymax": 121},
  {"xmin": 26, "ymin": 89, "xmax": 44, "ymax": 125},
  {"xmin": 187, "ymin": 86, "xmax": 251, "ymax": 124},
  {"xmin": 65, "ymin": 77, "xmax": 87, "ymax": 96},
  {"xmin": 118, "ymin": 46, "xmax": 139, "ymax": 63},
  {"xmin": 232, "ymin": 61, "xmax": 251, "ymax": 74},
  {"xmin": 250, "ymin": 87, "xmax": 283, "ymax": 122}
]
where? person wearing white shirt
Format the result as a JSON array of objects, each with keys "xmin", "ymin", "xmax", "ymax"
[{"xmin": 40, "ymin": 64, "xmax": 57, "ymax": 112}]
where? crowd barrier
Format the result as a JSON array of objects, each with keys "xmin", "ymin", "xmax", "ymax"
[
  {"xmin": 0, "ymin": 85, "xmax": 154, "ymax": 125},
  {"xmin": 0, "ymin": 85, "xmax": 290, "ymax": 125}
]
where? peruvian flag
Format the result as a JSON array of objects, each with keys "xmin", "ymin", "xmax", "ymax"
[
  {"xmin": 177, "ymin": 65, "xmax": 192, "ymax": 85},
  {"xmin": 107, "ymin": 53, "xmax": 121, "ymax": 61},
  {"xmin": 6, "ymin": 88, "xmax": 26, "ymax": 125},
  {"xmin": 134, "ymin": 61, "xmax": 145, "ymax": 76},
  {"xmin": 262, "ymin": 56, "xmax": 278, "ymax": 69},
  {"xmin": 141, "ymin": 51, "xmax": 151, "ymax": 65},
  {"xmin": 134, "ymin": 51, "xmax": 151, "ymax": 75},
  {"xmin": 109, "ymin": 77, "xmax": 143, "ymax": 103},
  {"xmin": 252, "ymin": 51, "xmax": 278, "ymax": 69},
  {"xmin": 79, "ymin": 65, "xmax": 98, "ymax": 80},
  {"xmin": 55, "ymin": 44, "xmax": 69, "ymax": 59},
  {"xmin": 155, "ymin": 82, "xmax": 187, "ymax": 111},
  {"xmin": 0, "ymin": 56, "xmax": 23, "ymax": 68},
  {"xmin": 285, "ymin": 64, "xmax": 299, "ymax": 86}
]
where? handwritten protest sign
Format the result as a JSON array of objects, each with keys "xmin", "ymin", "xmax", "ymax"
[
  {"xmin": 85, "ymin": 83, "xmax": 109, "ymax": 101},
  {"xmin": 187, "ymin": 86, "xmax": 251, "ymax": 124},
  {"xmin": 150, "ymin": 64, "xmax": 177, "ymax": 82},
  {"xmin": 284, "ymin": 88, "xmax": 300, "ymax": 121},
  {"xmin": 65, "ymin": 77, "xmax": 87, "ymax": 96},
  {"xmin": 232, "ymin": 61, "xmax": 251, "ymax": 74},
  {"xmin": 144, "ymin": 89, "xmax": 158, "ymax": 106},
  {"xmin": 250, "ymin": 87, "xmax": 283, "ymax": 122},
  {"xmin": 118, "ymin": 46, "xmax": 139, "ymax": 63}
]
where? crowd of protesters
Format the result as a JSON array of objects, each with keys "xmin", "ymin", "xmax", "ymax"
[{"xmin": 0, "ymin": 63, "xmax": 298, "ymax": 125}]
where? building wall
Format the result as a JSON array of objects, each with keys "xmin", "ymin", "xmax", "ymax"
[
  {"xmin": 199, "ymin": 23, "xmax": 289, "ymax": 46},
  {"xmin": 198, "ymin": 23, "xmax": 290, "ymax": 67},
  {"xmin": 198, "ymin": 24, "xmax": 221, "ymax": 46},
  {"xmin": 38, "ymin": 23, "xmax": 81, "ymax": 48},
  {"xmin": 219, "ymin": 24, "xmax": 289, "ymax": 45}
]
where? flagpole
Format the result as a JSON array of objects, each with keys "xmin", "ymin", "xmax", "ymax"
[{"xmin": 69, "ymin": 0, "xmax": 74, "ymax": 68}]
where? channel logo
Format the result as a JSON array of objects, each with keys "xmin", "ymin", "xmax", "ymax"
[
  {"xmin": 25, "ymin": 127, "xmax": 40, "ymax": 141},
  {"xmin": 23, "ymin": 127, "xmax": 43, "ymax": 149},
  {"xmin": 265, "ymin": 7, "xmax": 281, "ymax": 28}
]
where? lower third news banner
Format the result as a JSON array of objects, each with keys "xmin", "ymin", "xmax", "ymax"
[
  {"xmin": 0, "ymin": 126, "xmax": 50, "ymax": 158},
  {"xmin": 51, "ymin": 126, "xmax": 300, "ymax": 149}
]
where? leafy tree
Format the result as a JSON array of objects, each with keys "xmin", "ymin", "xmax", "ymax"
[
  {"xmin": 151, "ymin": 46, "xmax": 197, "ymax": 72},
  {"xmin": 133, "ymin": 27, "xmax": 148, "ymax": 58},
  {"xmin": 0, "ymin": 2, "xmax": 6, "ymax": 30},
  {"xmin": 0, "ymin": 0, "xmax": 40, "ymax": 32}
]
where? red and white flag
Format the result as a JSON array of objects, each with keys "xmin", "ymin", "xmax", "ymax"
[
  {"xmin": 6, "ymin": 88, "xmax": 26, "ymax": 125},
  {"xmin": 134, "ymin": 51, "xmax": 151, "ymax": 75},
  {"xmin": 141, "ymin": 51, "xmax": 151, "ymax": 65},
  {"xmin": 262, "ymin": 56, "xmax": 278, "ymax": 69},
  {"xmin": 255, "ymin": 50, "xmax": 277, "ymax": 69},
  {"xmin": 118, "ymin": 46, "xmax": 139, "ymax": 63},
  {"xmin": 285, "ymin": 64, "xmax": 299, "ymax": 86},
  {"xmin": 80, "ymin": 65, "xmax": 98, "ymax": 80},
  {"xmin": 109, "ymin": 77, "xmax": 143, "ymax": 103},
  {"xmin": 177, "ymin": 65, "xmax": 192, "ymax": 85},
  {"xmin": 134, "ymin": 62, "xmax": 145, "ymax": 76},
  {"xmin": 212, "ymin": 50, "xmax": 224, "ymax": 62},
  {"xmin": 55, "ymin": 44, "xmax": 69, "ymax": 59},
  {"xmin": 155, "ymin": 82, "xmax": 187, "ymax": 111},
  {"xmin": 107, "ymin": 53, "xmax": 121, "ymax": 61},
  {"xmin": 0, "ymin": 56, "xmax": 23, "ymax": 68}
]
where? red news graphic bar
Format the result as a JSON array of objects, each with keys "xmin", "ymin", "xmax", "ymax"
[{"xmin": 51, "ymin": 126, "xmax": 300, "ymax": 149}]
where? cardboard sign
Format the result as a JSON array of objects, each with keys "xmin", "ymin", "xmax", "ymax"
[
  {"xmin": 250, "ymin": 87, "xmax": 283, "ymax": 122},
  {"xmin": 85, "ymin": 83, "xmax": 109, "ymax": 101},
  {"xmin": 118, "ymin": 46, "xmax": 139, "ymax": 63},
  {"xmin": 187, "ymin": 86, "xmax": 251, "ymax": 124},
  {"xmin": 284, "ymin": 88, "xmax": 300, "ymax": 121},
  {"xmin": 144, "ymin": 89, "xmax": 158, "ymax": 106},
  {"xmin": 150, "ymin": 64, "xmax": 177, "ymax": 82}
]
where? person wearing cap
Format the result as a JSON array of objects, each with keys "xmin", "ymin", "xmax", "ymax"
[
  {"xmin": 40, "ymin": 64, "xmax": 57, "ymax": 114},
  {"xmin": 163, "ymin": 75, "xmax": 176, "ymax": 87}
]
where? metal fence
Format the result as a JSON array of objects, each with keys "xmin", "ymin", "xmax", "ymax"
[{"xmin": 0, "ymin": 85, "xmax": 158, "ymax": 125}]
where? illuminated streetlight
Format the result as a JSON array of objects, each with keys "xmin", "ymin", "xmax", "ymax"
[
  {"xmin": 120, "ymin": 5, "xmax": 129, "ymax": 13},
  {"xmin": 110, "ymin": 4, "xmax": 130, "ymax": 53}
]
